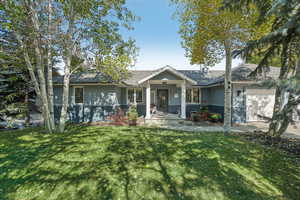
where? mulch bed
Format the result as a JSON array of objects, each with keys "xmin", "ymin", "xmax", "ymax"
[{"xmin": 240, "ymin": 131, "xmax": 300, "ymax": 157}]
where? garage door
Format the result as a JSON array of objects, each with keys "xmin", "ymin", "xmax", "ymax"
[{"xmin": 246, "ymin": 89, "xmax": 275, "ymax": 121}]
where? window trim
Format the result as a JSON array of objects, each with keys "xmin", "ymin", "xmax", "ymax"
[
  {"xmin": 186, "ymin": 87, "xmax": 201, "ymax": 104},
  {"xmin": 74, "ymin": 86, "xmax": 84, "ymax": 104},
  {"xmin": 127, "ymin": 88, "xmax": 144, "ymax": 104}
]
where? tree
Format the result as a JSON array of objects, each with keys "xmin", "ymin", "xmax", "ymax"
[
  {"xmin": 55, "ymin": 0, "xmax": 138, "ymax": 132},
  {"xmin": 0, "ymin": 28, "xmax": 60, "ymax": 126},
  {"xmin": 172, "ymin": 0, "xmax": 268, "ymax": 134},
  {"xmin": 1, "ymin": 0, "xmax": 138, "ymax": 133},
  {"xmin": 223, "ymin": 0, "xmax": 300, "ymax": 137}
]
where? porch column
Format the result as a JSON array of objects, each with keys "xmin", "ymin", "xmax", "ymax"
[
  {"xmin": 146, "ymin": 81, "xmax": 151, "ymax": 119},
  {"xmin": 133, "ymin": 89, "xmax": 137, "ymax": 105},
  {"xmin": 181, "ymin": 80, "xmax": 186, "ymax": 119}
]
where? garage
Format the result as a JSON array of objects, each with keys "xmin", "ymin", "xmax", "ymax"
[{"xmin": 246, "ymin": 89, "xmax": 275, "ymax": 121}]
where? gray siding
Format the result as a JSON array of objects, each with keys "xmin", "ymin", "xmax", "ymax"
[
  {"xmin": 201, "ymin": 88, "xmax": 209, "ymax": 104},
  {"xmin": 54, "ymin": 85, "xmax": 123, "ymax": 106},
  {"xmin": 54, "ymin": 86, "xmax": 74, "ymax": 105},
  {"xmin": 53, "ymin": 84, "xmax": 226, "ymax": 123},
  {"xmin": 120, "ymin": 88, "xmax": 127, "ymax": 105},
  {"xmin": 207, "ymin": 86, "xmax": 225, "ymax": 106},
  {"xmin": 83, "ymin": 85, "xmax": 121, "ymax": 106}
]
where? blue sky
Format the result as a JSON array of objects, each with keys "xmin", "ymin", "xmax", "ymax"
[{"xmin": 122, "ymin": 0, "xmax": 242, "ymax": 71}]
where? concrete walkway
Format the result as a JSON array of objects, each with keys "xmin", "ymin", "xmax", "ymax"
[
  {"xmin": 159, "ymin": 124, "xmax": 245, "ymax": 133},
  {"xmin": 155, "ymin": 121, "xmax": 300, "ymax": 139}
]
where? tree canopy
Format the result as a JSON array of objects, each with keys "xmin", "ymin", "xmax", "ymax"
[
  {"xmin": 172, "ymin": 0, "xmax": 270, "ymax": 66},
  {"xmin": 0, "ymin": 0, "xmax": 138, "ymax": 132}
]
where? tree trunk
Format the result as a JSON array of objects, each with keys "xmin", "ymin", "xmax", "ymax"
[
  {"xmin": 268, "ymin": 47, "xmax": 300, "ymax": 137},
  {"xmin": 224, "ymin": 40, "xmax": 232, "ymax": 135},
  {"xmin": 47, "ymin": 0, "xmax": 55, "ymax": 130},
  {"xmin": 268, "ymin": 40, "xmax": 291, "ymax": 136},
  {"xmin": 29, "ymin": 2, "xmax": 54, "ymax": 133},
  {"xmin": 58, "ymin": 7, "xmax": 75, "ymax": 133},
  {"xmin": 24, "ymin": 91, "xmax": 30, "ymax": 127},
  {"xmin": 58, "ymin": 59, "xmax": 71, "ymax": 133}
]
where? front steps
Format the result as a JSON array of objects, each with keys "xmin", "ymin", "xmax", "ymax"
[{"xmin": 144, "ymin": 112, "xmax": 191, "ymax": 126}]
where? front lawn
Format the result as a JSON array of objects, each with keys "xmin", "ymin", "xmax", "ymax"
[{"xmin": 0, "ymin": 126, "xmax": 299, "ymax": 200}]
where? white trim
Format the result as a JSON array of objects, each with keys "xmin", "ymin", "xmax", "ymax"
[
  {"xmin": 156, "ymin": 88, "xmax": 170, "ymax": 108},
  {"xmin": 181, "ymin": 80, "xmax": 186, "ymax": 119},
  {"xmin": 53, "ymin": 83, "xmax": 126, "ymax": 86},
  {"xmin": 200, "ymin": 83, "xmax": 224, "ymax": 88},
  {"xmin": 146, "ymin": 81, "xmax": 151, "ymax": 119},
  {"xmin": 127, "ymin": 87, "xmax": 144, "ymax": 104},
  {"xmin": 74, "ymin": 86, "xmax": 84, "ymax": 105},
  {"xmin": 232, "ymin": 81, "xmax": 257, "ymax": 84},
  {"xmin": 137, "ymin": 66, "xmax": 197, "ymax": 85}
]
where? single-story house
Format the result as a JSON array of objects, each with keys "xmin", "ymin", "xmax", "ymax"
[{"xmin": 53, "ymin": 63, "xmax": 296, "ymax": 124}]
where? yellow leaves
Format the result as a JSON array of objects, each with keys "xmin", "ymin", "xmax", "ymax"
[{"xmin": 174, "ymin": 0, "xmax": 271, "ymax": 66}]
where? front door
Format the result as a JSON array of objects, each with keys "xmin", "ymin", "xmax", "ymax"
[{"xmin": 157, "ymin": 89, "xmax": 168, "ymax": 112}]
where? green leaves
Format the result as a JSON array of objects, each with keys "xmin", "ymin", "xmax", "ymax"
[{"xmin": 172, "ymin": 0, "xmax": 265, "ymax": 66}]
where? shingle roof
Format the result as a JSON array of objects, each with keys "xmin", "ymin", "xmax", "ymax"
[
  {"xmin": 124, "ymin": 70, "xmax": 154, "ymax": 85},
  {"xmin": 53, "ymin": 72, "xmax": 115, "ymax": 84},
  {"xmin": 53, "ymin": 64, "xmax": 281, "ymax": 86},
  {"xmin": 211, "ymin": 63, "xmax": 280, "ymax": 84},
  {"xmin": 178, "ymin": 70, "xmax": 225, "ymax": 86}
]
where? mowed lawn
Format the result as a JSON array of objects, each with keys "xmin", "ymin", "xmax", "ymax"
[{"xmin": 0, "ymin": 126, "xmax": 299, "ymax": 200}]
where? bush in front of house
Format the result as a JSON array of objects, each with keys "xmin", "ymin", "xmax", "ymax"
[
  {"xmin": 127, "ymin": 105, "xmax": 138, "ymax": 126},
  {"xmin": 209, "ymin": 113, "xmax": 222, "ymax": 122}
]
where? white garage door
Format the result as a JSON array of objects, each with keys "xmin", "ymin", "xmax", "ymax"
[{"xmin": 246, "ymin": 89, "xmax": 275, "ymax": 121}]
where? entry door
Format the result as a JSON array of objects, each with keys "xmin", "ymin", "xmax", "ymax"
[{"xmin": 157, "ymin": 89, "xmax": 169, "ymax": 112}]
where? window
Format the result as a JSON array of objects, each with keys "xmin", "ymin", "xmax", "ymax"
[
  {"xmin": 186, "ymin": 88, "xmax": 192, "ymax": 103},
  {"xmin": 75, "ymin": 87, "xmax": 84, "ymax": 104},
  {"xmin": 192, "ymin": 88, "xmax": 200, "ymax": 103},
  {"xmin": 136, "ymin": 88, "xmax": 143, "ymax": 103},
  {"xmin": 186, "ymin": 88, "xmax": 200, "ymax": 103},
  {"xmin": 128, "ymin": 88, "xmax": 143, "ymax": 103},
  {"xmin": 128, "ymin": 89, "xmax": 134, "ymax": 103}
]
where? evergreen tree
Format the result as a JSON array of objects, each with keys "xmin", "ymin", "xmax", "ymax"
[{"xmin": 223, "ymin": 0, "xmax": 300, "ymax": 137}]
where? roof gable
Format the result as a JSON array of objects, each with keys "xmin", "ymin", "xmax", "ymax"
[
  {"xmin": 137, "ymin": 66, "xmax": 197, "ymax": 85},
  {"xmin": 150, "ymin": 70, "xmax": 183, "ymax": 81}
]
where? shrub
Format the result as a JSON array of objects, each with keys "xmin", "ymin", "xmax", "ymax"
[{"xmin": 127, "ymin": 105, "xmax": 138, "ymax": 121}]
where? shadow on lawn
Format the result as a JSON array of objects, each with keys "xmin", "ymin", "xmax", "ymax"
[{"xmin": 0, "ymin": 126, "xmax": 299, "ymax": 200}]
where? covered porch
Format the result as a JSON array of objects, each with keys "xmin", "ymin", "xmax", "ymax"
[{"xmin": 136, "ymin": 66, "xmax": 197, "ymax": 119}]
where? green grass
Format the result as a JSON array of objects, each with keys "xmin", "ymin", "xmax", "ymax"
[{"xmin": 0, "ymin": 126, "xmax": 299, "ymax": 200}]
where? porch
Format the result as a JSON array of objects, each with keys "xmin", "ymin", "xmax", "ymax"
[{"xmin": 133, "ymin": 66, "xmax": 198, "ymax": 120}]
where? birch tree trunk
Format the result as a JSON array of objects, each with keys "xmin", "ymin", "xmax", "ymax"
[
  {"xmin": 47, "ymin": 0, "xmax": 55, "ymax": 130},
  {"xmin": 58, "ymin": 6, "xmax": 75, "ymax": 133},
  {"xmin": 58, "ymin": 58, "xmax": 71, "ymax": 133},
  {"xmin": 224, "ymin": 40, "xmax": 232, "ymax": 135},
  {"xmin": 29, "ymin": 2, "xmax": 54, "ymax": 133}
]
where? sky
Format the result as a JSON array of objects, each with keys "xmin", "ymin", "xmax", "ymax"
[{"xmin": 121, "ymin": 0, "xmax": 243, "ymax": 71}]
